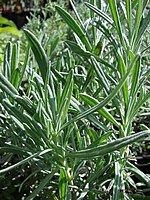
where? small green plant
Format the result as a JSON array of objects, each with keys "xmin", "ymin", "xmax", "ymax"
[{"xmin": 0, "ymin": 0, "xmax": 150, "ymax": 199}]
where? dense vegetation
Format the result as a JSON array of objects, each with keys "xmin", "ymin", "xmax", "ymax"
[{"xmin": 0, "ymin": 0, "xmax": 150, "ymax": 199}]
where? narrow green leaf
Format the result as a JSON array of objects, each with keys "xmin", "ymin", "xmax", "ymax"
[
  {"xmin": 93, "ymin": 20, "xmax": 118, "ymax": 53},
  {"xmin": 33, "ymin": 76, "xmax": 44, "ymax": 100},
  {"xmin": 0, "ymin": 149, "xmax": 52, "ymax": 175},
  {"xmin": 70, "ymin": 0, "xmax": 86, "ymax": 31},
  {"xmin": 66, "ymin": 40, "xmax": 91, "ymax": 57},
  {"xmin": 0, "ymin": 154, "xmax": 37, "ymax": 174},
  {"xmin": 18, "ymin": 45, "xmax": 30, "ymax": 88},
  {"xmin": 24, "ymin": 29, "xmax": 48, "ymax": 83},
  {"xmin": 57, "ymin": 70, "xmax": 74, "ymax": 131},
  {"xmin": 130, "ymin": 92, "xmax": 150, "ymax": 120},
  {"xmin": 0, "ymin": 82, "xmax": 16, "ymax": 98},
  {"xmin": 117, "ymin": 52, "xmax": 128, "ymax": 107},
  {"xmin": 15, "ymin": 95, "xmax": 36, "ymax": 116},
  {"xmin": 1, "ymin": 100, "xmax": 45, "ymax": 147},
  {"xmin": 23, "ymin": 123, "xmax": 46, "ymax": 147},
  {"xmin": 56, "ymin": 98, "xmax": 68, "ymax": 131},
  {"xmin": 126, "ymin": 0, "xmax": 132, "ymax": 40},
  {"xmin": 10, "ymin": 42, "xmax": 19, "ymax": 77},
  {"xmin": 133, "ymin": 10, "xmax": 150, "ymax": 52},
  {"xmin": 127, "ymin": 161, "xmax": 150, "ymax": 187},
  {"xmin": 108, "ymin": 0, "xmax": 125, "ymax": 47},
  {"xmin": 130, "ymin": 56, "xmax": 140, "ymax": 98},
  {"xmin": 46, "ymin": 85, "xmax": 56, "ymax": 121},
  {"xmin": 0, "ymin": 146, "xmax": 31, "ymax": 155},
  {"xmin": 132, "ymin": 0, "xmax": 143, "ymax": 48},
  {"xmin": 19, "ymin": 170, "xmax": 40, "ymax": 193},
  {"xmin": 55, "ymin": 6, "xmax": 91, "ymax": 51},
  {"xmin": 0, "ymin": 73, "xmax": 19, "ymax": 96},
  {"xmin": 86, "ymin": 160, "xmax": 105, "ymax": 183},
  {"xmin": 81, "ymin": 66, "xmax": 93, "ymax": 92},
  {"xmin": 89, "ymin": 0, "xmax": 97, "ymax": 46},
  {"xmin": 80, "ymin": 93, "xmax": 120, "ymax": 129},
  {"xmin": 71, "ymin": 97, "xmax": 107, "ymax": 130},
  {"xmin": 49, "ymin": 37, "xmax": 59, "ymax": 57},
  {"xmin": 3, "ymin": 41, "xmax": 12, "ymax": 81},
  {"xmin": 11, "ymin": 68, "xmax": 20, "ymax": 90},
  {"xmin": 85, "ymin": 2, "xmax": 114, "ymax": 26},
  {"xmin": 59, "ymin": 69, "xmax": 73, "ymax": 111},
  {"xmin": 67, "ymin": 130, "xmax": 149, "ymax": 159},
  {"xmin": 51, "ymin": 67, "xmax": 66, "ymax": 84},
  {"xmin": 77, "ymin": 183, "xmax": 89, "ymax": 200},
  {"xmin": 87, "ymin": 132, "xmax": 112, "ymax": 149},
  {"xmin": 91, "ymin": 57, "xmax": 109, "ymax": 92},
  {"xmin": 126, "ymin": 72, "xmax": 149, "ymax": 122},
  {"xmin": 26, "ymin": 168, "xmax": 57, "ymax": 200}
]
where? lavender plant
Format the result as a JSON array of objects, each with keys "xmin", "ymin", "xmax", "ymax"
[{"xmin": 0, "ymin": 0, "xmax": 150, "ymax": 199}]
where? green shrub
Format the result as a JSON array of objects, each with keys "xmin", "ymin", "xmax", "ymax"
[{"xmin": 0, "ymin": 0, "xmax": 150, "ymax": 199}]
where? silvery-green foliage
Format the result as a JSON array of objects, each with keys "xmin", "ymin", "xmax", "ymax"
[{"xmin": 0, "ymin": 0, "xmax": 150, "ymax": 199}]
